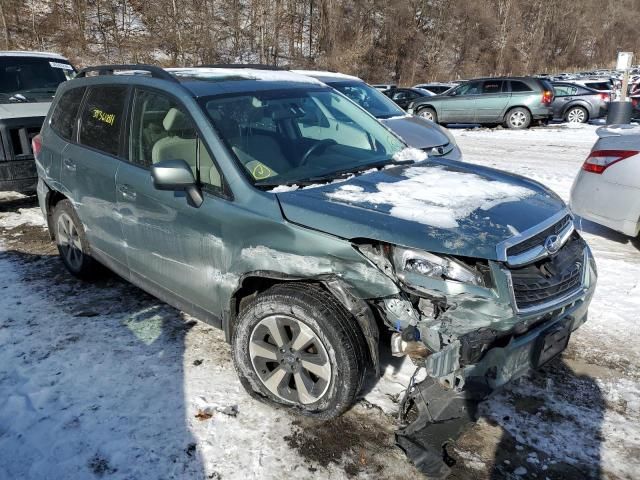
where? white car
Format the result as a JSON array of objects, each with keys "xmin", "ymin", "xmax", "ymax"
[{"xmin": 570, "ymin": 125, "xmax": 640, "ymax": 236}]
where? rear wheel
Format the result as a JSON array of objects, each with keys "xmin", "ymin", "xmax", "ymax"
[
  {"xmin": 504, "ymin": 107, "xmax": 531, "ymax": 129},
  {"xmin": 417, "ymin": 106, "xmax": 438, "ymax": 123},
  {"xmin": 232, "ymin": 283, "xmax": 367, "ymax": 419},
  {"xmin": 52, "ymin": 199, "xmax": 98, "ymax": 278},
  {"xmin": 565, "ymin": 106, "xmax": 588, "ymax": 123}
]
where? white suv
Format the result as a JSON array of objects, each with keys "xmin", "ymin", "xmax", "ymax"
[{"xmin": 0, "ymin": 51, "xmax": 75, "ymax": 192}]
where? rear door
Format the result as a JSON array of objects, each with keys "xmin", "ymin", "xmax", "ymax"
[
  {"xmin": 551, "ymin": 84, "xmax": 579, "ymax": 118},
  {"xmin": 65, "ymin": 85, "xmax": 129, "ymax": 268},
  {"xmin": 390, "ymin": 89, "xmax": 418, "ymax": 110},
  {"xmin": 474, "ymin": 80, "xmax": 509, "ymax": 122}
]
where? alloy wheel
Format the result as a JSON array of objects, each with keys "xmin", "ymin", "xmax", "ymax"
[
  {"xmin": 510, "ymin": 110, "xmax": 527, "ymax": 127},
  {"xmin": 249, "ymin": 314, "xmax": 331, "ymax": 405},
  {"xmin": 418, "ymin": 109, "xmax": 434, "ymax": 121},
  {"xmin": 56, "ymin": 212, "xmax": 83, "ymax": 271},
  {"xmin": 567, "ymin": 108, "xmax": 586, "ymax": 123}
]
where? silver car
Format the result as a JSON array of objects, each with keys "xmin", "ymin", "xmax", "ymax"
[{"xmin": 293, "ymin": 70, "xmax": 461, "ymax": 160}]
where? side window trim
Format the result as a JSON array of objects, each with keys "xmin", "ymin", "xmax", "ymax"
[{"xmin": 128, "ymin": 86, "xmax": 232, "ymax": 201}]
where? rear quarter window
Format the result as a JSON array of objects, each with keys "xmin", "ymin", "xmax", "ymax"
[
  {"xmin": 79, "ymin": 86, "xmax": 128, "ymax": 157},
  {"xmin": 50, "ymin": 87, "xmax": 86, "ymax": 141},
  {"xmin": 510, "ymin": 80, "xmax": 533, "ymax": 92}
]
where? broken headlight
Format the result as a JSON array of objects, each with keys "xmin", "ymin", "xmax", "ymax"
[{"xmin": 392, "ymin": 247, "xmax": 485, "ymax": 287}]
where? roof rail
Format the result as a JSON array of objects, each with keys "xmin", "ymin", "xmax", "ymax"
[
  {"xmin": 75, "ymin": 64, "xmax": 179, "ymax": 83},
  {"xmin": 196, "ymin": 63, "xmax": 284, "ymax": 71}
]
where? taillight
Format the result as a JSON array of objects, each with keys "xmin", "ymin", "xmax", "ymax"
[
  {"xmin": 632, "ymin": 98, "xmax": 639, "ymax": 108},
  {"xmin": 542, "ymin": 90, "xmax": 553, "ymax": 105},
  {"xmin": 599, "ymin": 92, "xmax": 610, "ymax": 102},
  {"xmin": 31, "ymin": 134, "xmax": 42, "ymax": 158},
  {"xmin": 582, "ymin": 149, "xmax": 639, "ymax": 174}
]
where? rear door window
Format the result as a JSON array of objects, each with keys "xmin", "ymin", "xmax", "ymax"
[
  {"xmin": 481, "ymin": 80, "xmax": 505, "ymax": 94},
  {"xmin": 79, "ymin": 86, "xmax": 128, "ymax": 157},
  {"xmin": 554, "ymin": 85, "xmax": 578, "ymax": 96},
  {"xmin": 510, "ymin": 81, "xmax": 533, "ymax": 92},
  {"xmin": 50, "ymin": 87, "xmax": 85, "ymax": 141}
]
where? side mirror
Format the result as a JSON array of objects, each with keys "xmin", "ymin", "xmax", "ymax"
[{"xmin": 151, "ymin": 159, "xmax": 203, "ymax": 208}]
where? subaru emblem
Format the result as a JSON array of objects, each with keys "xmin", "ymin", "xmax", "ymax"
[{"xmin": 544, "ymin": 234, "xmax": 561, "ymax": 254}]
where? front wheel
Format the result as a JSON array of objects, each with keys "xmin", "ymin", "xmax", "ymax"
[
  {"xmin": 232, "ymin": 283, "xmax": 367, "ymax": 419},
  {"xmin": 417, "ymin": 106, "xmax": 438, "ymax": 123},
  {"xmin": 565, "ymin": 106, "xmax": 588, "ymax": 123},
  {"xmin": 504, "ymin": 107, "xmax": 531, "ymax": 129}
]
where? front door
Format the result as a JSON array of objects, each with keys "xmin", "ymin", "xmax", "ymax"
[
  {"xmin": 438, "ymin": 81, "xmax": 482, "ymax": 123},
  {"xmin": 116, "ymin": 88, "xmax": 228, "ymax": 317}
]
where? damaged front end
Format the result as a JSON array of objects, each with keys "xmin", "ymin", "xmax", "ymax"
[{"xmin": 357, "ymin": 214, "xmax": 597, "ymax": 477}]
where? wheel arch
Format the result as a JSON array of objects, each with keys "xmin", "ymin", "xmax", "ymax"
[
  {"xmin": 226, "ymin": 271, "xmax": 380, "ymax": 374},
  {"xmin": 40, "ymin": 181, "xmax": 69, "ymax": 240}
]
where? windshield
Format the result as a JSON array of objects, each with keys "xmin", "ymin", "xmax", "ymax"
[
  {"xmin": 201, "ymin": 88, "xmax": 405, "ymax": 186},
  {"xmin": 327, "ymin": 81, "xmax": 406, "ymax": 119},
  {"xmin": 0, "ymin": 57, "xmax": 75, "ymax": 103}
]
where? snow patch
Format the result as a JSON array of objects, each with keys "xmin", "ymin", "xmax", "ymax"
[
  {"xmin": 392, "ymin": 147, "xmax": 428, "ymax": 163},
  {"xmin": 326, "ymin": 166, "xmax": 534, "ymax": 228},
  {"xmin": 0, "ymin": 207, "xmax": 47, "ymax": 229}
]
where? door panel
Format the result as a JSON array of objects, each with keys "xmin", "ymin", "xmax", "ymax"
[
  {"xmin": 475, "ymin": 80, "xmax": 510, "ymax": 122},
  {"xmin": 439, "ymin": 81, "xmax": 482, "ymax": 122}
]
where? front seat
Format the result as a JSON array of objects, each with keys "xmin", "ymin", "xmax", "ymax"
[{"xmin": 152, "ymin": 108, "xmax": 221, "ymax": 188}]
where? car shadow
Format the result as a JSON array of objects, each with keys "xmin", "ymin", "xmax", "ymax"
[
  {"xmin": 0, "ymin": 237, "xmax": 205, "ymax": 478},
  {"xmin": 575, "ymin": 215, "xmax": 640, "ymax": 248},
  {"xmin": 476, "ymin": 358, "xmax": 606, "ymax": 479}
]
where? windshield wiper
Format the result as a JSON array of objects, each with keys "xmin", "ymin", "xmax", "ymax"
[{"xmin": 292, "ymin": 158, "xmax": 413, "ymax": 186}]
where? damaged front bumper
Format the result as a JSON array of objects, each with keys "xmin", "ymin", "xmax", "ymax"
[{"xmin": 365, "ymin": 233, "xmax": 597, "ymax": 477}]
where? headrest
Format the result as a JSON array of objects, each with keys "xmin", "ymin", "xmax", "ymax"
[{"xmin": 163, "ymin": 108, "xmax": 191, "ymax": 132}]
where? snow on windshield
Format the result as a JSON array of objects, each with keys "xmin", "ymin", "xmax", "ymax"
[{"xmin": 326, "ymin": 166, "xmax": 534, "ymax": 228}]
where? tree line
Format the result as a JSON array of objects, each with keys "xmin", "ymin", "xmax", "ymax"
[{"xmin": 1, "ymin": 0, "xmax": 639, "ymax": 84}]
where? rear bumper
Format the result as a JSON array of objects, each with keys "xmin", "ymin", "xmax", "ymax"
[{"xmin": 570, "ymin": 171, "xmax": 640, "ymax": 236}]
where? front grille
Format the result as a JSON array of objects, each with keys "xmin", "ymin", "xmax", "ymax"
[
  {"xmin": 507, "ymin": 215, "xmax": 572, "ymax": 257},
  {"xmin": 509, "ymin": 235, "xmax": 585, "ymax": 310}
]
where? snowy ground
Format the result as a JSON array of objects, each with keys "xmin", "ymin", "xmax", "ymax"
[{"xmin": 1, "ymin": 123, "xmax": 638, "ymax": 480}]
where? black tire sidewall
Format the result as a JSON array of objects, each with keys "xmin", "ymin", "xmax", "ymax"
[
  {"xmin": 232, "ymin": 285, "xmax": 365, "ymax": 419},
  {"xmin": 52, "ymin": 199, "xmax": 95, "ymax": 277}
]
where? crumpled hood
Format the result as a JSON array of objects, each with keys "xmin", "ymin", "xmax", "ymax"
[
  {"xmin": 276, "ymin": 159, "xmax": 565, "ymax": 260},
  {"xmin": 0, "ymin": 102, "xmax": 51, "ymax": 119},
  {"xmin": 381, "ymin": 115, "xmax": 450, "ymax": 149}
]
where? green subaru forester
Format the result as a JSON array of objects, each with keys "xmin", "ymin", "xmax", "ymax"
[{"xmin": 34, "ymin": 64, "xmax": 595, "ymax": 476}]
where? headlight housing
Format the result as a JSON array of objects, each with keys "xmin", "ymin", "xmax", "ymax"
[{"xmin": 392, "ymin": 246, "xmax": 485, "ymax": 286}]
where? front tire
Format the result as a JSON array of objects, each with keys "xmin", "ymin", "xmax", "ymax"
[
  {"xmin": 232, "ymin": 283, "xmax": 367, "ymax": 419},
  {"xmin": 52, "ymin": 199, "xmax": 98, "ymax": 279},
  {"xmin": 504, "ymin": 107, "xmax": 531, "ymax": 129},
  {"xmin": 565, "ymin": 106, "xmax": 588, "ymax": 123},
  {"xmin": 417, "ymin": 106, "xmax": 438, "ymax": 123}
]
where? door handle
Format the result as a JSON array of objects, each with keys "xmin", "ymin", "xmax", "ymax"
[
  {"xmin": 63, "ymin": 158, "xmax": 76, "ymax": 172},
  {"xmin": 118, "ymin": 184, "xmax": 137, "ymax": 200}
]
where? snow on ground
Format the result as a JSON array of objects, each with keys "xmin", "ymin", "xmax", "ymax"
[{"xmin": 0, "ymin": 123, "xmax": 639, "ymax": 479}]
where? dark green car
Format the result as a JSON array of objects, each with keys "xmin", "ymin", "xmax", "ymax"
[
  {"xmin": 408, "ymin": 77, "xmax": 555, "ymax": 129},
  {"xmin": 34, "ymin": 65, "xmax": 595, "ymax": 475}
]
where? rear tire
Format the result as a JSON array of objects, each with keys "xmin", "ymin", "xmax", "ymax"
[
  {"xmin": 504, "ymin": 107, "xmax": 531, "ymax": 129},
  {"xmin": 232, "ymin": 283, "xmax": 367, "ymax": 419},
  {"xmin": 565, "ymin": 106, "xmax": 588, "ymax": 123},
  {"xmin": 417, "ymin": 106, "xmax": 438, "ymax": 123},
  {"xmin": 52, "ymin": 199, "xmax": 99, "ymax": 279}
]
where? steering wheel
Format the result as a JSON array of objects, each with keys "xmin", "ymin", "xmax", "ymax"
[{"xmin": 300, "ymin": 139, "xmax": 337, "ymax": 166}]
